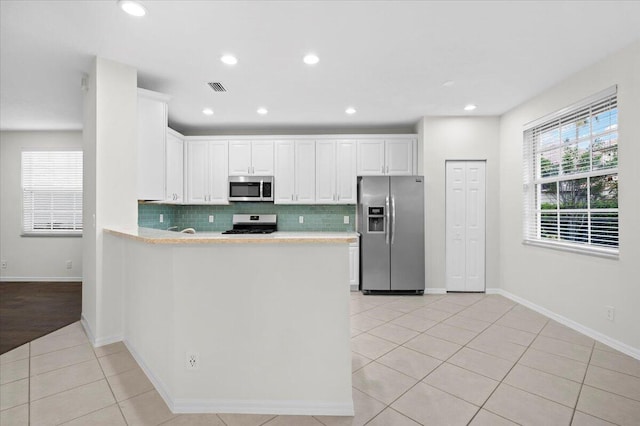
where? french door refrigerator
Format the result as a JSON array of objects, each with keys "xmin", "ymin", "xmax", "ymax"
[{"xmin": 358, "ymin": 176, "xmax": 425, "ymax": 294}]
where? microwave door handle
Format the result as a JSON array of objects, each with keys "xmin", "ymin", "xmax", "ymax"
[
  {"xmin": 259, "ymin": 179, "xmax": 264, "ymax": 201},
  {"xmin": 385, "ymin": 196, "xmax": 390, "ymax": 245}
]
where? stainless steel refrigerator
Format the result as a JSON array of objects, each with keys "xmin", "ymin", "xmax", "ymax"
[{"xmin": 358, "ymin": 176, "xmax": 425, "ymax": 294}]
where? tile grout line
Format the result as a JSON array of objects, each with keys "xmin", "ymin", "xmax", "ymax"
[
  {"xmin": 569, "ymin": 339, "xmax": 596, "ymax": 426},
  {"xmin": 93, "ymin": 346, "xmax": 131, "ymax": 425},
  {"xmin": 460, "ymin": 296, "xmax": 547, "ymax": 425},
  {"xmin": 355, "ymin": 294, "xmax": 501, "ymax": 425}
]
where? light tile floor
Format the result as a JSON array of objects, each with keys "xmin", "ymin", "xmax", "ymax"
[{"xmin": 1, "ymin": 293, "xmax": 639, "ymax": 425}]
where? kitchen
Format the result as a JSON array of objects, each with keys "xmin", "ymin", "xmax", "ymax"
[{"xmin": 1, "ymin": 1, "xmax": 640, "ymax": 425}]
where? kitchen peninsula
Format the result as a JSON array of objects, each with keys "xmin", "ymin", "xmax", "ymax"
[{"xmin": 100, "ymin": 227, "xmax": 356, "ymax": 415}]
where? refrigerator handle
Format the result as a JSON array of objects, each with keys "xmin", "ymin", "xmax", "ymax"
[
  {"xmin": 391, "ymin": 195, "xmax": 396, "ymax": 244},
  {"xmin": 385, "ymin": 195, "xmax": 390, "ymax": 245}
]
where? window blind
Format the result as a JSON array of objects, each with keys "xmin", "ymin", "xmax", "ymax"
[
  {"xmin": 22, "ymin": 150, "xmax": 83, "ymax": 235},
  {"xmin": 523, "ymin": 88, "xmax": 618, "ymax": 257}
]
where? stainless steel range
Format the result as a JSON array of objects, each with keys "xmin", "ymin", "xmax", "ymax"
[{"xmin": 222, "ymin": 214, "xmax": 277, "ymax": 234}]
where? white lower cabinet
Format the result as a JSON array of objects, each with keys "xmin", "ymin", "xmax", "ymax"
[
  {"xmin": 349, "ymin": 241, "xmax": 360, "ymax": 291},
  {"xmin": 186, "ymin": 140, "xmax": 229, "ymax": 204}
]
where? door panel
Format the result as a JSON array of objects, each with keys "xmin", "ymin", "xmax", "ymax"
[
  {"xmin": 186, "ymin": 141, "xmax": 209, "ymax": 203},
  {"xmin": 295, "ymin": 140, "xmax": 316, "ymax": 203},
  {"xmin": 274, "ymin": 141, "xmax": 295, "ymax": 203},
  {"xmin": 252, "ymin": 141, "xmax": 274, "ymax": 175},
  {"xmin": 359, "ymin": 177, "xmax": 391, "ymax": 291},
  {"xmin": 389, "ymin": 177, "xmax": 425, "ymax": 291},
  {"xmin": 446, "ymin": 161, "xmax": 486, "ymax": 292}
]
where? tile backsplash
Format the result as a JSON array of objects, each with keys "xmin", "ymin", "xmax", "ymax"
[{"xmin": 138, "ymin": 202, "xmax": 356, "ymax": 232}]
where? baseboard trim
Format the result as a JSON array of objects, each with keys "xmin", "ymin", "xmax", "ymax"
[
  {"xmin": 80, "ymin": 314, "xmax": 95, "ymax": 344},
  {"xmin": 0, "ymin": 276, "xmax": 82, "ymax": 282},
  {"xmin": 425, "ymin": 288, "xmax": 447, "ymax": 294},
  {"xmin": 491, "ymin": 289, "xmax": 640, "ymax": 360},
  {"xmin": 173, "ymin": 399, "xmax": 354, "ymax": 416},
  {"xmin": 123, "ymin": 339, "xmax": 353, "ymax": 415},
  {"xmin": 124, "ymin": 339, "xmax": 175, "ymax": 412}
]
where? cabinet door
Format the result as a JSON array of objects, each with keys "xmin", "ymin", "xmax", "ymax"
[
  {"xmin": 165, "ymin": 132, "xmax": 184, "ymax": 202},
  {"xmin": 357, "ymin": 140, "xmax": 385, "ymax": 176},
  {"xmin": 385, "ymin": 139, "xmax": 413, "ymax": 175},
  {"xmin": 349, "ymin": 243, "xmax": 360, "ymax": 289},
  {"xmin": 228, "ymin": 140, "xmax": 252, "ymax": 176},
  {"xmin": 315, "ymin": 141, "xmax": 336, "ymax": 204},
  {"xmin": 137, "ymin": 95, "xmax": 167, "ymax": 200},
  {"xmin": 335, "ymin": 140, "xmax": 357, "ymax": 204},
  {"xmin": 274, "ymin": 141, "xmax": 295, "ymax": 204},
  {"xmin": 295, "ymin": 140, "xmax": 316, "ymax": 203},
  {"xmin": 208, "ymin": 141, "xmax": 229, "ymax": 204},
  {"xmin": 186, "ymin": 141, "xmax": 209, "ymax": 203},
  {"xmin": 251, "ymin": 141, "xmax": 274, "ymax": 175}
]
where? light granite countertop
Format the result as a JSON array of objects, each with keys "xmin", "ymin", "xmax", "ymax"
[{"xmin": 104, "ymin": 227, "xmax": 359, "ymax": 244}]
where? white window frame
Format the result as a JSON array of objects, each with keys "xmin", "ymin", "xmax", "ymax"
[
  {"xmin": 523, "ymin": 86, "xmax": 618, "ymax": 258},
  {"xmin": 21, "ymin": 149, "xmax": 83, "ymax": 237}
]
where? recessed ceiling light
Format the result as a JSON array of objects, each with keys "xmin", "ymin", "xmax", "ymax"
[
  {"xmin": 257, "ymin": 107, "xmax": 268, "ymax": 115},
  {"xmin": 202, "ymin": 108, "xmax": 214, "ymax": 116},
  {"xmin": 118, "ymin": 0, "xmax": 147, "ymax": 17},
  {"xmin": 345, "ymin": 107, "xmax": 356, "ymax": 115},
  {"xmin": 464, "ymin": 104, "xmax": 477, "ymax": 111},
  {"xmin": 221, "ymin": 55, "xmax": 238, "ymax": 65},
  {"xmin": 442, "ymin": 80, "xmax": 455, "ymax": 87},
  {"xmin": 303, "ymin": 54, "xmax": 320, "ymax": 65}
]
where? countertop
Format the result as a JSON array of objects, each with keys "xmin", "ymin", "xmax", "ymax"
[{"xmin": 104, "ymin": 227, "xmax": 359, "ymax": 244}]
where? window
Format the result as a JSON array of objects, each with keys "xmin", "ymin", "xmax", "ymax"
[
  {"xmin": 21, "ymin": 150, "xmax": 83, "ymax": 235},
  {"xmin": 523, "ymin": 87, "xmax": 618, "ymax": 257}
]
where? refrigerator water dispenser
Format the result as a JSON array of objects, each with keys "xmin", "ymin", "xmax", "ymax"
[{"xmin": 367, "ymin": 207, "xmax": 385, "ymax": 233}]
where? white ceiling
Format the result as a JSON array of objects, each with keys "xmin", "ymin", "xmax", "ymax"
[{"xmin": 1, "ymin": 1, "xmax": 639, "ymax": 135}]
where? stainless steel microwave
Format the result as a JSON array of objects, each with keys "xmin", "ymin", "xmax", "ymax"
[{"xmin": 228, "ymin": 176, "xmax": 274, "ymax": 202}]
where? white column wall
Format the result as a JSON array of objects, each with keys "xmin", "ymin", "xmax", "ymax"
[
  {"xmin": 418, "ymin": 117, "xmax": 501, "ymax": 292},
  {"xmin": 499, "ymin": 41, "xmax": 640, "ymax": 352},
  {"xmin": 0, "ymin": 131, "xmax": 83, "ymax": 281},
  {"xmin": 82, "ymin": 57, "xmax": 138, "ymax": 343}
]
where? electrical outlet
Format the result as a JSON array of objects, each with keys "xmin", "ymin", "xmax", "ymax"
[
  {"xmin": 605, "ymin": 306, "xmax": 615, "ymax": 321},
  {"xmin": 343, "ymin": 216, "xmax": 350, "ymax": 224},
  {"xmin": 186, "ymin": 352, "xmax": 199, "ymax": 370},
  {"xmin": 1, "ymin": 260, "xmax": 7, "ymax": 270},
  {"xmin": 159, "ymin": 214, "xmax": 164, "ymax": 223},
  {"xmin": 299, "ymin": 216, "xmax": 304, "ymax": 224},
  {"xmin": 209, "ymin": 215, "xmax": 214, "ymax": 223},
  {"xmin": 66, "ymin": 260, "xmax": 72, "ymax": 270}
]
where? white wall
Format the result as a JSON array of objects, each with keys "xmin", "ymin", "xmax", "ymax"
[
  {"xmin": 82, "ymin": 57, "xmax": 138, "ymax": 343},
  {"xmin": 0, "ymin": 131, "xmax": 83, "ymax": 281},
  {"xmin": 499, "ymin": 41, "xmax": 640, "ymax": 353},
  {"xmin": 418, "ymin": 117, "xmax": 501, "ymax": 291}
]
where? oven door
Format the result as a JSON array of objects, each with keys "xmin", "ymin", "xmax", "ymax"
[{"xmin": 228, "ymin": 181, "xmax": 262, "ymax": 201}]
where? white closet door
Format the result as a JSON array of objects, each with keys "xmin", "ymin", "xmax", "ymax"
[
  {"xmin": 446, "ymin": 161, "xmax": 486, "ymax": 292},
  {"xmin": 465, "ymin": 162, "xmax": 486, "ymax": 291}
]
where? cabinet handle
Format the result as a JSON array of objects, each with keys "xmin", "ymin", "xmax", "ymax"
[
  {"xmin": 291, "ymin": 194, "xmax": 294, "ymax": 201},
  {"xmin": 252, "ymin": 166, "xmax": 255, "ymax": 174},
  {"xmin": 386, "ymin": 166, "xmax": 389, "ymax": 174},
  {"xmin": 248, "ymin": 166, "xmax": 251, "ymax": 174},
  {"xmin": 381, "ymin": 165, "xmax": 384, "ymax": 174},
  {"xmin": 337, "ymin": 194, "xmax": 340, "ymax": 201}
]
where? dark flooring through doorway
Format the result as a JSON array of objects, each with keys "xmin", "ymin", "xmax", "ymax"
[{"xmin": 0, "ymin": 281, "xmax": 82, "ymax": 354}]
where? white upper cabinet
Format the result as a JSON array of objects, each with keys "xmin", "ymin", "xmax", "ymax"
[
  {"xmin": 228, "ymin": 140, "xmax": 274, "ymax": 176},
  {"xmin": 165, "ymin": 131, "xmax": 184, "ymax": 203},
  {"xmin": 186, "ymin": 140, "xmax": 229, "ymax": 204},
  {"xmin": 137, "ymin": 89, "xmax": 170, "ymax": 200},
  {"xmin": 316, "ymin": 140, "xmax": 356, "ymax": 204},
  {"xmin": 356, "ymin": 140, "xmax": 385, "ymax": 176},
  {"xmin": 357, "ymin": 139, "xmax": 414, "ymax": 176},
  {"xmin": 275, "ymin": 140, "xmax": 316, "ymax": 204},
  {"xmin": 385, "ymin": 139, "xmax": 414, "ymax": 175},
  {"xmin": 335, "ymin": 140, "xmax": 357, "ymax": 204}
]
